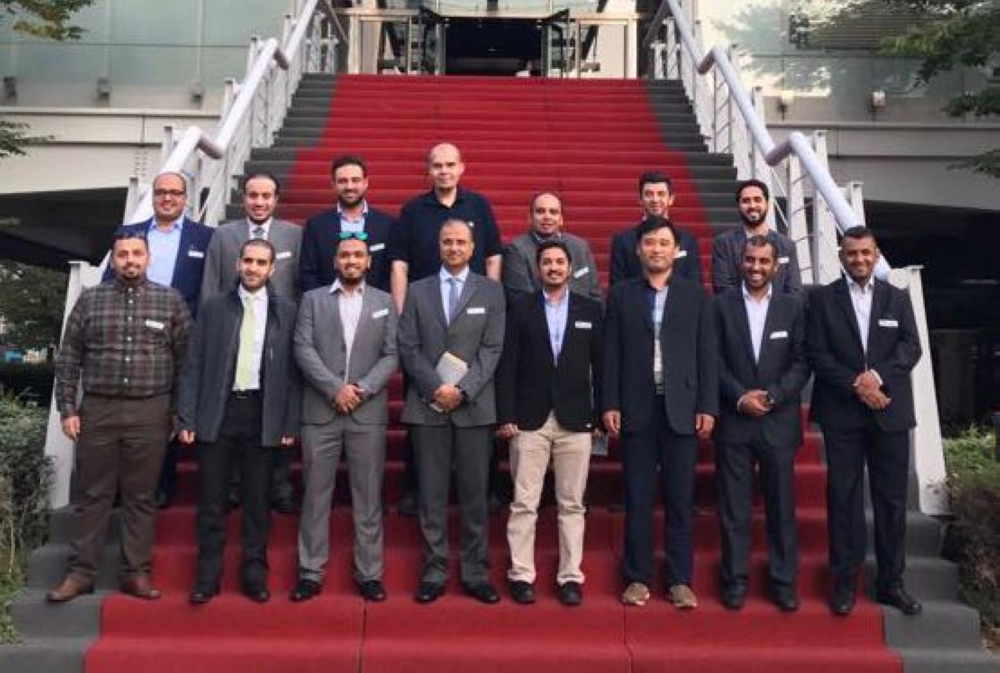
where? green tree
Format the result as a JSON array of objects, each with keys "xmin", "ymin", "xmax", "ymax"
[{"xmin": 0, "ymin": 262, "xmax": 67, "ymax": 358}]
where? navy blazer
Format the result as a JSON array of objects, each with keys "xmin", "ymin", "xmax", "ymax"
[
  {"xmin": 496, "ymin": 290, "xmax": 603, "ymax": 433},
  {"xmin": 806, "ymin": 277, "xmax": 921, "ymax": 433},
  {"xmin": 603, "ymin": 275, "xmax": 719, "ymax": 435},
  {"xmin": 715, "ymin": 289, "xmax": 809, "ymax": 449},
  {"xmin": 609, "ymin": 223, "xmax": 702, "ymax": 286},
  {"xmin": 299, "ymin": 206, "xmax": 394, "ymax": 293},
  {"xmin": 103, "ymin": 216, "xmax": 213, "ymax": 317}
]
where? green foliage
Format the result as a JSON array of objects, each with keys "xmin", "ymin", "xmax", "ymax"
[
  {"xmin": 0, "ymin": 261, "xmax": 68, "ymax": 355},
  {"xmin": 0, "ymin": 363, "xmax": 55, "ymax": 402},
  {"xmin": 1, "ymin": 0, "xmax": 94, "ymax": 41}
]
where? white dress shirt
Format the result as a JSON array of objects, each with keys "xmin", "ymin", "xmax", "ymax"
[
  {"xmin": 439, "ymin": 266, "xmax": 470, "ymax": 324},
  {"xmin": 543, "ymin": 287, "xmax": 569, "ymax": 361},
  {"xmin": 742, "ymin": 282, "xmax": 772, "ymax": 363},
  {"xmin": 847, "ymin": 275, "xmax": 875, "ymax": 353},
  {"xmin": 236, "ymin": 284, "xmax": 268, "ymax": 390}
]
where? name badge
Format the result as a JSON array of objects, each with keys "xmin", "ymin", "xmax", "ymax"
[
  {"xmin": 778, "ymin": 256, "xmax": 790, "ymax": 264},
  {"xmin": 879, "ymin": 319, "xmax": 899, "ymax": 328},
  {"xmin": 573, "ymin": 267, "xmax": 590, "ymax": 279},
  {"xmin": 575, "ymin": 321, "xmax": 593, "ymax": 330},
  {"xmin": 276, "ymin": 251, "xmax": 292, "ymax": 260},
  {"xmin": 372, "ymin": 308, "xmax": 389, "ymax": 319},
  {"xmin": 187, "ymin": 249, "xmax": 205, "ymax": 259},
  {"xmin": 769, "ymin": 330, "xmax": 788, "ymax": 340},
  {"xmin": 145, "ymin": 319, "xmax": 165, "ymax": 331},
  {"xmin": 369, "ymin": 243, "xmax": 386, "ymax": 252},
  {"xmin": 675, "ymin": 249, "xmax": 688, "ymax": 259},
  {"xmin": 467, "ymin": 307, "xmax": 486, "ymax": 315}
]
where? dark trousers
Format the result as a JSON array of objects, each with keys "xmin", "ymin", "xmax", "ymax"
[
  {"xmin": 194, "ymin": 393, "xmax": 273, "ymax": 591},
  {"xmin": 823, "ymin": 425, "xmax": 910, "ymax": 591},
  {"xmin": 412, "ymin": 423, "xmax": 491, "ymax": 585},
  {"xmin": 621, "ymin": 400, "xmax": 699, "ymax": 586},
  {"xmin": 716, "ymin": 435, "xmax": 799, "ymax": 588},
  {"xmin": 68, "ymin": 394, "xmax": 170, "ymax": 581}
]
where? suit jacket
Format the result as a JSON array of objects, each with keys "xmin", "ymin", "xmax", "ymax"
[
  {"xmin": 299, "ymin": 206, "xmax": 394, "ymax": 293},
  {"xmin": 712, "ymin": 228, "xmax": 802, "ymax": 296},
  {"xmin": 609, "ymin": 223, "xmax": 702, "ymax": 286},
  {"xmin": 177, "ymin": 286, "xmax": 301, "ymax": 447},
  {"xmin": 294, "ymin": 284, "xmax": 398, "ymax": 425},
  {"xmin": 201, "ymin": 219, "xmax": 302, "ymax": 301},
  {"xmin": 602, "ymin": 275, "xmax": 718, "ymax": 435},
  {"xmin": 104, "ymin": 216, "xmax": 214, "ymax": 317},
  {"xmin": 398, "ymin": 271, "xmax": 506, "ymax": 427},
  {"xmin": 715, "ymin": 289, "xmax": 809, "ymax": 448},
  {"xmin": 501, "ymin": 232, "xmax": 604, "ymax": 305},
  {"xmin": 806, "ymin": 277, "xmax": 921, "ymax": 432},
  {"xmin": 496, "ymin": 290, "xmax": 603, "ymax": 432}
]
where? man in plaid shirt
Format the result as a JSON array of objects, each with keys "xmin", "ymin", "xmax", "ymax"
[{"xmin": 48, "ymin": 231, "xmax": 192, "ymax": 603}]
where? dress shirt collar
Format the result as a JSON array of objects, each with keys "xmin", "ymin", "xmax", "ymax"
[
  {"xmin": 238, "ymin": 284, "xmax": 268, "ymax": 305},
  {"xmin": 113, "ymin": 276, "xmax": 149, "ymax": 293},
  {"xmin": 337, "ymin": 201, "xmax": 369, "ymax": 222},
  {"xmin": 543, "ymin": 286, "xmax": 569, "ymax": 309},
  {"xmin": 439, "ymin": 266, "xmax": 470, "ymax": 284},
  {"xmin": 330, "ymin": 279, "xmax": 366, "ymax": 295},
  {"xmin": 247, "ymin": 218, "xmax": 273, "ymax": 235},
  {"xmin": 741, "ymin": 282, "xmax": 773, "ymax": 304},
  {"xmin": 148, "ymin": 216, "xmax": 183, "ymax": 234},
  {"xmin": 847, "ymin": 275, "xmax": 875, "ymax": 294},
  {"xmin": 531, "ymin": 230, "xmax": 562, "ymax": 246}
]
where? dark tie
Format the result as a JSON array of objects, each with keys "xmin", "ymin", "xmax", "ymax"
[
  {"xmin": 447, "ymin": 277, "xmax": 460, "ymax": 324},
  {"xmin": 252, "ymin": 225, "xmax": 265, "ymax": 239}
]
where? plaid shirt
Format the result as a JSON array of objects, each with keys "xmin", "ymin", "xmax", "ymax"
[{"xmin": 55, "ymin": 277, "xmax": 193, "ymax": 418}]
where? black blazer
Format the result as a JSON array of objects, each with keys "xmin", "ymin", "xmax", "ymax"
[
  {"xmin": 299, "ymin": 206, "xmax": 394, "ymax": 292},
  {"xmin": 806, "ymin": 277, "xmax": 921, "ymax": 432},
  {"xmin": 609, "ymin": 223, "xmax": 702, "ymax": 286},
  {"xmin": 603, "ymin": 275, "xmax": 719, "ymax": 435},
  {"xmin": 496, "ymin": 290, "xmax": 603, "ymax": 432},
  {"xmin": 715, "ymin": 289, "xmax": 809, "ymax": 448}
]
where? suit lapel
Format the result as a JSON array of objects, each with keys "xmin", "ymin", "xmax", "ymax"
[
  {"xmin": 171, "ymin": 217, "xmax": 192, "ymax": 288},
  {"xmin": 869, "ymin": 281, "xmax": 890, "ymax": 352},
  {"xmin": 731, "ymin": 292, "xmax": 758, "ymax": 371},
  {"xmin": 431, "ymin": 276, "xmax": 449, "ymax": 330},
  {"xmin": 451, "ymin": 274, "xmax": 478, "ymax": 322},
  {"xmin": 834, "ymin": 279, "xmax": 864, "ymax": 352}
]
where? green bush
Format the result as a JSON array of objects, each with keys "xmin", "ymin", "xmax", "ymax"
[
  {"xmin": 0, "ymin": 394, "xmax": 53, "ymax": 643},
  {"xmin": 0, "ymin": 362, "xmax": 55, "ymax": 404},
  {"xmin": 942, "ymin": 426, "xmax": 1000, "ymax": 630}
]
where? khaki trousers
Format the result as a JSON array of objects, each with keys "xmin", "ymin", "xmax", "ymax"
[{"xmin": 506, "ymin": 413, "xmax": 590, "ymax": 585}]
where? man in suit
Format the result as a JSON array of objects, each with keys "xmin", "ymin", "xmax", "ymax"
[
  {"xmin": 200, "ymin": 171, "xmax": 301, "ymax": 514},
  {"xmin": 104, "ymin": 171, "xmax": 214, "ymax": 509},
  {"xmin": 290, "ymin": 233, "xmax": 398, "ymax": 604},
  {"xmin": 609, "ymin": 171, "xmax": 702, "ymax": 286},
  {"xmin": 300, "ymin": 155, "xmax": 395, "ymax": 293},
  {"xmin": 501, "ymin": 192, "xmax": 603, "ymax": 305},
  {"xmin": 178, "ymin": 238, "xmax": 300, "ymax": 605},
  {"xmin": 712, "ymin": 179, "xmax": 802, "ymax": 296},
  {"xmin": 496, "ymin": 239, "xmax": 603, "ymax": 606},
  {"xmin": 714, "ymin": 235, "xmax": 809, "ymax": 612},
  {"xmin": 806, "ymin": 226, "xmax": 922, "ymax": 617},
  {"xmin": 603, "ymin": 215, "xmax": 718, "ymax": 610},
  {"xmin": 398, "ymin": 218, "xmax": 506, "ymax": 605}
]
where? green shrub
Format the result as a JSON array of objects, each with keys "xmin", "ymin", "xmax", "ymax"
[{"xmin": 0, "ymin": 363, "xmax": 55, "ymax": 404}]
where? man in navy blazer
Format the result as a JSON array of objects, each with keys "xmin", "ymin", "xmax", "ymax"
[
  {"xmin": 299, "ymin": 155, "xmax": 394, "ymax": 293},
  {"xmin": 714, "ymin": 235, "xmax": 809, "ymax": 612},
  {"xmin": 807, "ymin": 226, "xmax": 922, "ymax": 617},
  {"xmin": 603, "ymin": 216, "xmax": 718, "ymax": 610}
]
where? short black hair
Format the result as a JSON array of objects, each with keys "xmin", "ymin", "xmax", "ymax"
[
  {"xmin": 842, "ymin": 225, "xmax": 876, "ymax": 244},
  {"xmin": 535, "ymin": 238, "xmax": 573, "ymax": 267},
  {"xmin": 744, "ymin": 234, "xmax": 777, "ymax": 260},
  {"xmin": 638, "ymin": 171, "xmax": 674, "ymax": 195},
  {"xmin": 735, "ymin": 178, "xmax": 770, "ymax": 203},
  {"xmin": 241, "ymin": 237, "xmax": 276, "ymax": 263},
  {"xmin": 635, "ymin": 215, "xmax": 678, "ymax": 243},
  {"xmin": 111, "ymin": 228, "xmax": 149, "ymax": 249},
  {"xmin": 241, "ymin": 171, "xmax": 281, "ymax": 195},
  {"xmin": 331, "ymin": 154, "xmax": 367, "ymax": 178}
]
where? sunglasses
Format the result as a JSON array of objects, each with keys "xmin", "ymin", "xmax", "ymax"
[{"xmin": 338, "ymin": 231, "xmax": 368, "ymax": 241}]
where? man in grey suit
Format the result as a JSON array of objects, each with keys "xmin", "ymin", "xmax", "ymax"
[
  {"xmin": 290, "ymin": 233, "xmax": 398, "ymax": 603},
  {"xmin": 200, "ymin": 171, "xmax": 302, "ymax": 513},
  {"xmin": 398, "ymin": 218, "xmax": 506, "ymax": 605},
  {"xmin": 501, "ymin": 192, "xmax": 603, "ymax": 305}
]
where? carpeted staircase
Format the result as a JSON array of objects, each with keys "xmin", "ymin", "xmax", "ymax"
[{"xmin": 5, "ymin": 74, "xmax": 996, "ymax": 672}]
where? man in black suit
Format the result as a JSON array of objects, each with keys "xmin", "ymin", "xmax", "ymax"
[
  {"xmin": 496, "ymin": 239, "xmax": 603, "ymax": 607},
  {"xmin": 806, "ymin": 226, "xmax": 922, "ymax": 617},
  {"xmin": 603, "ymin": 216, "xmax": 718, "ymax": 610},
  {"xmin": 714, "ymin": 235, "xmax": 809, "ymax": 612},
  {"xmin": 178, "ymin": 238, "xmax": 300, "ymax": 604},
  {"xmin": 609, "ymin": 171, "xmax": 703, "ymax": 286},
  {"xmin": 300, "ymin": 155, "xmax": 394, "ymax": 292}
]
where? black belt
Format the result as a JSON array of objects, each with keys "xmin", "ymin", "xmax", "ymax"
[{"xmin": 231, "ymin": 389, "xmax": 261, "ymax": 400}]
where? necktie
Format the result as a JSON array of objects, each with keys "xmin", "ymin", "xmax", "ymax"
[
  {"xmin": 234, "ymin": 296, "xmax": 256, "ymax": 390},
  {"xmin": 447, "ymin": 277, "xmax": 460, "ymax": 324},
  {"xmin": 252, "ymin": 225, "xmax": 265, "ymax": 239}
]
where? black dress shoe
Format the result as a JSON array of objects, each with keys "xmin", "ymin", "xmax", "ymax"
[
  {"xmin": 557, "ymin": 581, "xmax": 583, "ymax": 607},
  {"xmin": 414, "ymin": 581, "xmax": 445, "ymax": 604},
  {"xmin": 720, "ymin": 583, "xmax": 748, "ymax": 610},
  {"xmin": 770, "ymin": 585, "xmax": 800, "ymax": 612},
  {"xmin": 188, "ymin": 589, "xmax": 216, "ymax": 605},
  {"xmin": 359, "ymin": 580, "xmax": 387, "ymax": 602},
  {"xmin": 462, "ymin": 582, "xmax": 500, "ymax": 604},
  {"xmin": 508, "ymin": 580, "xmax": 535, "ymax": 605},
  {"xmin": 829, "ymin": 578, "xmax": 856, "ymax": 616},
  {"xmin": 876, "ymin": 585, "xmax": 922, "ymax": 616},
  {"xmin": 289, "ymin": 578, "xmax": 322, "ymax": 603},
  {"xmin": 243, "ymin": 585, "xmax": 271, "ymax": 603}
]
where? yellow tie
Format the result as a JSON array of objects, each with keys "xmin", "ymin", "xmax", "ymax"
[{"xmin": 234, "ymin": 296, "xmax": 256, "ymax": 390}]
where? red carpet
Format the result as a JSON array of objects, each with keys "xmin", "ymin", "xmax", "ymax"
[{"xmin": 85, "ymin": 75, "xmax": 901, "ymax": 672}]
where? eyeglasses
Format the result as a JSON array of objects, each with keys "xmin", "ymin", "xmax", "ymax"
[
  {"xmin": 153, "ymin": 189, "xmax": 186, "ymax": 198},
  {"xmin": 338, "ymin": 231, "xmax": 368, "ymax": 241}
]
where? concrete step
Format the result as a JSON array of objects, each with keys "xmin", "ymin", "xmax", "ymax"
[
  {"xmin": 0, "ymin": 637, "xmax": 88, "ymax": 673},
  {"xmin": 10, "ymin": 589, "xmax": 103, "ymax": 640}
]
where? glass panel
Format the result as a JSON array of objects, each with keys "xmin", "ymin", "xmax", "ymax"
[
  {"xmin": 203, "ymin": 0, "xmax": 286, "ymax": 45},
  {"xmin": 579, "ymin": 21, "xmax": 626, "ymax": 78},
  {"xmin": 109, "ymin": 0, "xmax": 200, "ymax": 45}
]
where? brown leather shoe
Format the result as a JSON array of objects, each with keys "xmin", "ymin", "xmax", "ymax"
[
  {"xmin": 46, "ymin": 575, "xmax": 95, "ymax": 603},
  {"xmin": 120, "ymin": 575, "xmax": 161, "ymax": 600}
]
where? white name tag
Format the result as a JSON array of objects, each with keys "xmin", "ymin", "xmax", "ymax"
[
  {"xmin": 769, "ymin": 330, "xmax": 788, "ymax": 339},
  {"xmin": 675, "ymin": 249, "xmax": 688, "ymax": 259},
  {"xmin": 187, "ymin": 249, "xmax": 204, "ymax": 259},
  {"xmin": 467, "ymin": 307, "xmax": 486, "ymax": 315},
  {"xmin": 369, "ymin": 243, "xmax": 386, "ymax": 252},
  {"xmin": 778, "ymin": 256, "xmax": 790, "ymax": 264},
  {"xmin": 277, "ymin": 250, "xmax": 292, "ymax": 260},
  {"xmin": 145, "ymin": 319, "xmax": 165, "ymax": 331},
  {"xmin": 575, "ymin": 321, "xmax": 593, "ymax": 330},
  {"xmin": 879, "ymin": 319, "xmax": 899, "ymax": 328},
  {"xmin": 573, "ymin": 267, "xmax": 590, "ymax": 279},
  {"xmin": 372, "ymin": 308, "xmax": 389, "ymax": 319}
]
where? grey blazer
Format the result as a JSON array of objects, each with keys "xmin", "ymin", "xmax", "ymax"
[
  {"xmin": 294, "ymin": 284, "xmax": 398, "ymax": 426},
  {"xmin": 501, "ymin": 232, "xmax": 604, "ymax": 305},
  {"xmin": 398, "ymin": 271, "xmax": 506, "ymax": 427},
  {"xmin": 201, "ymin": 219, "xmax": 303, "ymax": 301}
]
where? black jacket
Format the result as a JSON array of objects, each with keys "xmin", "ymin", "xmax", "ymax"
[{"xmin": 299, "ymin": 206, "xmax": 395, "ymax": 292}]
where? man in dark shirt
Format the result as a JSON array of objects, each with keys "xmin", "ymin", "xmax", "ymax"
[{"xmin": 48, "ymin": 231, "xmax": 192, "ymax": 603}]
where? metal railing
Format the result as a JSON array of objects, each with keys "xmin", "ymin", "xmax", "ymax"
[{"xmin": 645, "ymin": 0, "xmax": 947, "ymax": 515}]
